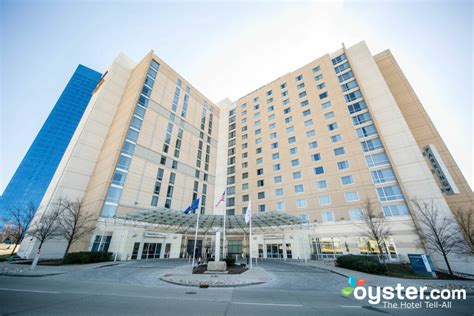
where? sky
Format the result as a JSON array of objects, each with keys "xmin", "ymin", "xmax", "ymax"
[{"xmin": 0, "ymin": 0, "xmax": 473, "ymax": 193}]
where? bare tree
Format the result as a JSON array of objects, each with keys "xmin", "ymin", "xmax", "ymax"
[
  {"xmin": 453, "ymin": 206, "xmax": 474, "ymax": 252},
  {"xmin": 57, "ymin": 198, "xmax": 95, "ymax": 260},
  {"xmin": 27, "ymin": 204, "xmax": 63, "ymax": 256},
  {"xmin": 6, "ymin": 203, "xmax": 36, "ymax": 256},
  {"xmin": 411, "ymin": 199, "xmax": 468, "ymax": 277},
  {"xmin": 358, "ymin": 199, "xmax": 391, "ymax": 262}
]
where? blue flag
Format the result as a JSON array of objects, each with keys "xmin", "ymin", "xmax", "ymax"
[
  {"xmin": 184, "ymin": 197, "xmax": 200, "ymax": 214},
  {"xmin": 183, "ymin": 205, "xmax": 193, "ymax": 214}
]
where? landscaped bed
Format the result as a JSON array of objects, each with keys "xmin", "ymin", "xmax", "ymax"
[{"xmin": 192, "ymin": 264, "xmax": 247, "ymax": 274}]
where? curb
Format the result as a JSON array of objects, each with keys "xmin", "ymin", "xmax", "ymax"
[{"xmin": 159, "ymin": 277, "xmax": 268, "ymax": 288}]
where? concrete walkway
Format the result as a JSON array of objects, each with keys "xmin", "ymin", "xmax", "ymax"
[
  {"xmin": 160, "ymin": 265, "xmax": 272, "ymax": 287},
  {"xmin": 283, "ymin": 260, "xmax": 474, "ymax": 293},
  {"xmin": 0, "ymin": 260, "xmax": 121, "ymax": 277}
]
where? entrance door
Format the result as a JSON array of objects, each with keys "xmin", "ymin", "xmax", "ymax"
[
  {"xmin": 187, "ymin": 240, "xmax": 202, "ymax": 258},
  {"xmin": 164, "ymin": 243, "xmax": 171, "ymax": 258},
  {"xmin": 286, "ymin": 243, "xmax": 292, "ymax": 259},
  {"xmin": 131, "ymin": 242, "xmax": 140, "ymax": 260},
  {"xmin": 141, "ymin": 242, "xmax": 162, "ymax": 259}
]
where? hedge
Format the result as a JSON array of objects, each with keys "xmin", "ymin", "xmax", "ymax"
[
  {"xmin": 336, "ymin": 255, "xmax": 387, "ymax": 274},
  {"xmin": 64, "ymin": 251, "xmax": 113, "ymax": 264}
]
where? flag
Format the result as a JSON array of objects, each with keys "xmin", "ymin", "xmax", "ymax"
[
  {"xmin": 245, "ymin": 200, "xmax": 251, "ymax": 224},
  {"xmin": 184, "ymin": 197, "xmax": 200, "ymax": 214},
  {"xmin": 215, "ymin": 190, "xmax": 226, "ymax": 207}
]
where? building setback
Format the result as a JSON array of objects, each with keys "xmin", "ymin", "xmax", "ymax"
[
  {"xmin": 17, "ymin": 42, "xmax": 473, "ymax": 275},
  {"xmin": 0, "ymin": 65, "xmax": 102, "ymax": 225}
]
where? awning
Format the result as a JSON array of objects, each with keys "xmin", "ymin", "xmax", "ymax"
[{"xmin": 115, "ymin": 207, "xmax": 308, "ymax": 234}]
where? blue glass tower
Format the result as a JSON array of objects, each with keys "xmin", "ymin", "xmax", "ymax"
[{"xmin": 0, "ymin": 65, "xmax": 102, "ymax": 224}]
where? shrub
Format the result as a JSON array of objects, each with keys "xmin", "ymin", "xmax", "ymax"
[
  {"xmin": 224, "ymin": 256, "xmax": 236, "ymax": 266},
  {"xmin": 336, "ymin": 255, "xmax": 387, "ymax": 274},
  {"xmin": 64, "ymin": 251, "xmax": 113, "ymax": 264}
]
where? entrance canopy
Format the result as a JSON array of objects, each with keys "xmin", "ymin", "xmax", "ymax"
[{"xmin": 116, "ymin": 207, "xmax": 308, "ymax": 234}]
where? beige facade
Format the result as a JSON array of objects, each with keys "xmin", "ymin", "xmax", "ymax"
[{"xmin": 19, "ymin": 42, "xmax": 473, "ymax": 275}]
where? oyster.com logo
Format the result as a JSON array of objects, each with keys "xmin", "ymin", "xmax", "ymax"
[{"xmin": 340, "ymin": 276, "xmax": 366, "ymax": 297}]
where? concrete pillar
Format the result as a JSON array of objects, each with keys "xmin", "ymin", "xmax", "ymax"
[{"xmin": 215, "ymin": 231, "xmax": 221, "ymax": 261}]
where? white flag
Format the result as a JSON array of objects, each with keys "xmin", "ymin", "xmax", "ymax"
[{"xmin": 245, "ymin": 200, "xmax": 251, "ymax": 224}]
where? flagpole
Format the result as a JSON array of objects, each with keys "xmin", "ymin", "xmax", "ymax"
[
  {"xmin": 192, "ymin": 212, "xmax": 200, "ymax": 267},
  {"xmin": 223, "ymin": 209, "xmax": 226, "ymax": 259}
]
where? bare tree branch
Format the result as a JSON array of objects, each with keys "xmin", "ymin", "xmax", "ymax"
[
  {"xmin": 453, "ymin": 206, "xmax": 474, "ymax": 252},
  {"xmin": 26, "ymin": 203, "xmax": 63, "ymax": 251},
  {"xmin": 4, "ymin": 203, "xmax": 36, "ymax": 256}
]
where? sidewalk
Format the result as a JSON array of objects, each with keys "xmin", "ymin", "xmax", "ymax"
[
  {"xmin": 0, "ymin": 260, "xmax": 122, "ymax": 277},
  {"xmin": 286, "ymin": 260, "xmax": 474, "ymax": 293},
  {"xmin": 160, "ymin": 265, "xmax": 272, "ymax": 287}
]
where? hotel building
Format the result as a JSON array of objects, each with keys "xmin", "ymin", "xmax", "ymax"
[{"xmin": 16, "ymin": 42, "xmax": 473, "ymax": 275}]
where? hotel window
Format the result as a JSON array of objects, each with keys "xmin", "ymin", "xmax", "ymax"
[
  {"xmin": 344, "ymin": 90, "xmax": 363, "ymax": 102},
  {"xmin": 317, "ymin": 83, "xmax": 326, "ymax": 90},
  {"xmin": 311, "ymin": 153, "xmax": 321, "ymax": 161},
  {"xmin": 254, "ymin": 112, "xmax": 261, "ymax": 119},
  {"xmin": 256, "ymin": 158, "xmax": 263, "ymax": 164},
  {"xmin": 306, "ymin": 130, "xmax": 316, "ymax": 137},
  {"xmin": 356, "ymin": 124, "xmax": 377, "ymax": 138},
  {"xmin": 337, "ymin": 70, "xmax": 353, "ymax": 82},
  {"xmin": 334, "ymin": 147, "xmax": 345, "ymax": 156},
  {"xmin": 241, "ymin": 118, "xmax": 247, "ymax": 124},
  {"xmin": 270, "ymin": 132, "xmax": 277, "ymax": 139},
  {"xmin": 300, "ymin": 100, "xmax": 309, "ymax": 107},
  {"xmin": 280, "ymin": 82, "xmax": 287, "ymax": 89},
  {"xmin": 255, "ymin": 128, "xmax": 262, "ymax": 135},
  {"xmin": 288, "ymin": 136, "xmax": 296, "ymax": 144},
  {"xmin": 324, "ymin": 111, "xmax": 334, "ymax": 120},
  {"xmin": 283, "ymin": 99, "xmax": 290, "ymax": 105},
  {"xmin": 331, "ymin": 134, "xmax": 342, "ymax": 143},
  {"xmin": 296, "ymin": 199, "xmax": 307, "ymax": 208},
  {"xmin": 271, "ymin": 142, "xmax": 279, "ymax": 149},
  {"xmin": 312, "ymin": 65, "xmax": 320, "ymax": 72},
  {"xmin": 241, "ymin": 110, "xmax": 247, "ymax": 116},
  {"xmin": 268, "ymin": 105, "xmax": 275, "ymax": 112},
  {"xmin": 352, "ymin": 112, "xmax": 372, "ymax": 125},
  {"xmin": 319, "ymin": 195, "xmax": 331, "ymax": 205},
  {"xmin": 267, "ymin": 90, "xmax": 273, "ymax": 96},
  {"xmin": 242, "ymin": 172, "xmax": 248, "ymax": 179},
  {"xmin": 273, "ymin": 164, "xmax": 281, "ymax": 171},
  {"xmin": 290, "ymin": 147, "xmax": 297, "ymax": 155},
  {"xmin": 272, "ymin": 152, "xmax": 280, "ymax": 160},
  {"xmin": 242, "ymin": 195, "xmax": 249, "ymax": 202},
  {"xmin": 322, "ymin": 211, "xmax": 335, "ymax": 222},
  {"xmin": 383, "ymin": 204, "xmax": 409, "ymax": 217},
  {"xmin": 241, "ymin": 102, "xmax": 247, "ymax": 108},
  {"xmin": 314, "ymin": 74, "xmax": 323, "ymax": 81},
  {"xmin": 291, "ymin": 159, "xmax": 299, "ymax": 167},
  {"xmin": 302, "ymin": 109, "xmax": 311, "ymax": 117},
  {"xmin": 347, "ymin": 101, "xmax": 367, "ymax": 114},
  {"xmin": 242, "ymin": 161, "xmax": 248, "ymax": 168},
  {"xmin": 319, "ymin": 92, "xmax": 328, "ymax": 99},
  {"xmin": 269, "ymin": 122, "xmax": 276, "ymax": 129},
  {"xmin": 327, "ymin": 122, "xmax": 338, "ymax": 131},
  {"xmin": 309, "ymin": 141, "xmax": 318, "ymax": 149},
  {"xmin": 341, "ymin": 80, "xmax": 358, "ymax": 92},
  {"xmin": 337, "ymin": 160, "xmax": 349, "ymax": 170},
  {"xmin": 321, "ymin": 101, "xmax": 332, "ymax": 109},
  {"xmin": 274, "ymin": 175, "xmax": 282, "ymax": 183},
  {"xmin": 242, "ymin": 143, "xmax": 248, "ymax": 149},
  {"xmin": 275, "ymin": 188, "xmax": 284, "ymax": 196},
  {"xmin": 295, "ymin": 74, "xmax": 303, "ymax": 81},
  {"xmin": 253, "ymin": 96, "xmax": 259, "ymax": 102},
  {"xmin": 242, "ymin": 183, "xmax": 249, "ymax": 190},
  {"xmin": 164, "ymin": 172, "xmax": 176, "ymax": 209},
  {"xmin": 112, "ymin": 170, "xmax": 127, "ymax": 186},
  {"xmin": 361, "ymin": 138, "xmax": 383, "ymax": 152},
  {"xmin": 332, "ymin": 53, "xmax": 346, "ymax": 65},
  {"xmin": 334, "ymin": 62, "xmax": 350, "ymax": 74},
  {"xmin": 276, "ymin": 202, "xmax": 285, "ymax": 211},
  {"xmin": 284, "ymin": 116, "xmax": 293, "ymax": 123},
  {"xmin": 257, "ymin": 180, "xmax": 264, "ymax": 187},
  {"xmin": 258, "ymin": 204, "xmax": 266, "ymax": 212},
  {"xmin": 366, "ymin": 152, "xmax": 389, "ymax": 167},
  {"xmin": 267, "ymin": 97, "xmax": 273, "ymax": 103},
  {"xmin": 304, "ymin": 119, "xmax": 313, "ymax": 126},
  {"xmin": 341, "ymin": 175, "xmax": 354, "ymax": 185},
  {"xmin": 293, "ymin": 171, "xmax": 302, "ymax": 179},
  {"xmin": 316, "ymin": 180, "xmax": 328, "ymax": 189},
  {"xmin": 295, "ymin": 184, "xmax": 304, "ymax": 193},
  {"xmin": 242, "ymin": 134, "xmax": 248, "ymax": 140},
  {"xmin": 376, "ymin": 185, "xmax": 403, "ymax": 202},
  {"xmin": 268, "ymin": 114, "xmax": 275, "ymax": 120},
  {"xmin": 371, "ymin": 168, "xmax": 396, "ymax": 184},
  {"xmin": 297, "ymin": 83, "xmax": 305, "ymax": 89},
  {"xmin": 257, "ymin": 168, "xmax": 264, "ymax": 175},
  {"xmin": 254, "ymin": 104, "xmax": 260, "ymax": 111},
  {"xmin": 255, "ymin": 138, "xmax": 262, "ymax": 144},
  {"xmin": 281, "ymin": 91, "xmax": 288, "ymax": 97},
  {"xmin": 227, "ymin": 187, "xmax": 236, "ymax": 195},
  {"xmin": 256, "ymin": 147, "xmax": 262, "ymax": 154},
  {"xmin": 299, "ymin": 91, "xmax": 307, "ymax": 98},
  {"xmin": 314, "ymin": 166, "xmax": 324, "ymax": 175},
  {"xmin": 283, "ymin": 107, "xmax": 291, "ymax": 114},
  {"xmin": 344, "ymin": 191, "xmax": 360, "ymax": 202},
  {"xmin": 349, "ymin": 208, "xmax": 364, "ymax": 220}
]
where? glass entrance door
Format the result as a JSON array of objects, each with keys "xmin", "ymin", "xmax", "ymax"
[{"xmin": 141, "ymin": 242, "xmax": 162, "ymax": 259}]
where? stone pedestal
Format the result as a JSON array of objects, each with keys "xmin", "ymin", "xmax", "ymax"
[{"xmin": 206, "ymin": 261, "xmax": 227, "ymax": 273}]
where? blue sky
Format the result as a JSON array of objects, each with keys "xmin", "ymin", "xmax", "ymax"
[{"xmin": 1, "ymin": 0, "xmax": 473, "ymax": 192}]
